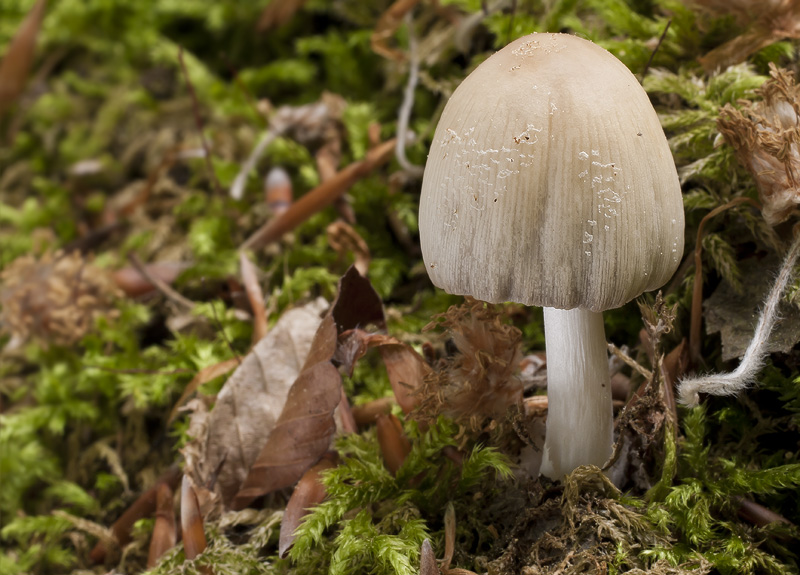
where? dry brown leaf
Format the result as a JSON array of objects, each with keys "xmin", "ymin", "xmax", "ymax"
[
  {"xmin": 113, "ymin": 261, "xmax": 189, "ymax": 298},
  {"xmin": 376, "ymin": 414, "xmax": 411, "ymax": 475},
  {"xmin": 184, "ymin": 298, "xmax": 328, "ymax": 507},
  {"xmin": 147, "ymin": 483, "xmax": 176, "ymax": 568},
  {"xmin": 0, "ymin": 0, "xmax": 46, "ymax": 116},
  {"xmin": 278, "ymin": 452, "xmax": 338, "ymax": 558},
  {"xmin": 336, "ymin": 330, "xmax": 428, "ymax": 414},
  {"xmin": 180, "ymin": 475, "xmax": 208, "ymax": 561},
  {"xmin": 231, "ymin": 314, "xmax": 341, "ymax": 509},
  {"xmin": 230, "ymin": 267, "xmax": 383, "ymax": 509}
]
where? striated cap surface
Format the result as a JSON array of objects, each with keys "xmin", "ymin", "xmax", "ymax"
[{"xmin": 419, "ymin": 33, "xmax": 684, "ymax": 312}]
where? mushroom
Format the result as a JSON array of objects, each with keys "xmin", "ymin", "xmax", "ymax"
[{"xmin": 419, "ymin": 33, "xmax": 684, "ymax": 478}]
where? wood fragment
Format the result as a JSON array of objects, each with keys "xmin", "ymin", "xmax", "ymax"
[
  {"xmin": 239, "ymin": 252, "xmax": 269, "ymax": 344},
  {"xmin": 241, "ymin": 139, "xmax": 396, "ymax": 252}
]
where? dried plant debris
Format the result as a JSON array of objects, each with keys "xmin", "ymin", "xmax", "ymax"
[
  {"xmin": 689, "ymin": 0, "xmax": 800, "ymax": 71},
  {"xmin": 415, "ymin": 299, "xmax": 523, "ymax": 431},
  {"xmin": 489, "ymin": 466, "xmax": 709, "ymax": 575},
  {"xmin": 0, "ymin": 250, "xmax": 120, "ymax": 348},
  {"xmin": 718, "ymin": 65, "xmax": 800, "ymax": 225},
  {"xmin": 182, "ymin": 298, "xmax": 328, "ymax": 509}
]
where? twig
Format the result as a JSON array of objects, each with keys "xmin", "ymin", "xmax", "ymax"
[
  {"xmin": 127, "ymin": 253, "xmax": 196, "ymax": 311},
  {"xmin": 689, "ymin": 197, "xmax": 761, "ymax": 364},
  {"xmin": 239, "ymin": 251, "xmax": 269, "ymax": 343},
  {"xmin": 396, "ymin": 11, "xmax": 425, "ymax": 179},
  {"xmin": 679, "ymin": 228, "xmax": 800, "ymax": 407},
  {"xmin": 241, "ymin": 138, "xmax": 397, "ymax": 251},
  {"xmin": 640, "ymin": 20, "xmax": 671, "ymax": 83},
  {"xmin": 178, "ymin": 46, "xmax": 222, "ymax": 197},
  {"xmin": 608, "ymin": 342, "xmax": 653, "ymax": 381}
]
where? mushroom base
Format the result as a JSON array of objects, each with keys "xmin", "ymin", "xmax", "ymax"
[{"xmin": 539, "ymin": 307, "xmax": 613, "ymax": 479}]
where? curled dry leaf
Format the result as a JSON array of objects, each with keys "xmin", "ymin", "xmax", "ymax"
[
  {"xmin": 335, "ymin": 330, "xmax": 428, "ymax": 414},
  {"xmin": 147, "ymin": 483, "xmax": 177, "ymax": 568},
  {"xmin": 376, "ymin": 414, "xmax": 411, "ymax": 475},
  {"xmin": 183, "ymin": 298, "xmax": 328, "ymax": 507},
  {"xmin": 0, "ymin": 0, "xmax": 46, "ymax": 116},
  {"xmin": 181, "ymin": 475, "xmax": 208, "ymax": 561},
  {"xmin": 718, "ymin": 65, "xmax": 800, "ymax": 225},
  {"xmin": 278, "ymin": 452, "xmax": 338, "ymax": 558}
]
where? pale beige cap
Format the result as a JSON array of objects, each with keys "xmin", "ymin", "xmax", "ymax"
[{"xmin": 419, "ymin": 33, "xmax": 684, "ymax": 312}]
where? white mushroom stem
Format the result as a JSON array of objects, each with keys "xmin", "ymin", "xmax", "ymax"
[{"xmin": 539, "ymin": 307, "xmax": 613, "ymax": 479}]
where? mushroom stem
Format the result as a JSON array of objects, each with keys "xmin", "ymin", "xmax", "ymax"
[{"xmin": 540, "ymin": 307, "xmax": 613, "ymax": 479}]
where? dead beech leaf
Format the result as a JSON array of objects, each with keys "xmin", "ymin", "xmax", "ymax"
[
  {"xmin": 231, "ymin": 266, "xmax": 387, "ymax": 509},
  {"xmin": 376, "ymin": 413, "xmax": 411, "ymax": 475},
  {"xmin": 278, "ymin": 452, "xmax": 338, "ymax": 558},
  {"xmin": 181, "ymin": 475, "xmax": 207, "ymax": 561},
  {"xmin": 232, "ymin": 315, "xmax": 341, "ymax": 509},
  {"xmin": 147, "ymin": 483, "xmax": 176, "ymax": 568},
  {"xmin": 335, "ymin": 330, "xmax": 428, "ymax": 414},
  {"xmin": 185, "ymin": 298, "xmax": 328, "ymax": 507},
  {"xmin": 0, "ymin": 0, "xmax": 46, "ymax": 116}
]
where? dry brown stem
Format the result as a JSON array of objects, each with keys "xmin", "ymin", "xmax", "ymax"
[
  {"xmin": 689, "ymin": 198, "xmax": 761, "ymax": 365},
  {"xmin": 239, "ymin": 252, "xmax": 269, "ymax": 344}
]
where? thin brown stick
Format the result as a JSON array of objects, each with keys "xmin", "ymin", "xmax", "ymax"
[
  {"xmin": 239, "ymin": 252, "xmax": 269, "ymax": 344},
  {"xmin": 128, "ymin": 253, "xmax": 196, "ymax": 311},
  {"xmin": 177, "ymin": 47, "xmax": 222, "ymax": 197},
  {"xmin": 640, "ymin": 20, "xmax": 671, "ymax": 82},
  {"xmin": 241, "ymin": 138, "xmax": 396, "ymax": 251},
  {"xmin": 689, "ymin": 197, "xmax": 761, "ymax": 365}
]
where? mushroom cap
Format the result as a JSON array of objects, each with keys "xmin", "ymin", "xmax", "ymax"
[{"xmin": 419, "ymin": 33, "xmax": 684, "ymax": 312}]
